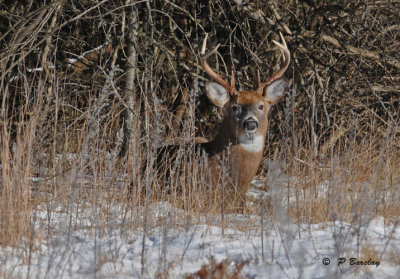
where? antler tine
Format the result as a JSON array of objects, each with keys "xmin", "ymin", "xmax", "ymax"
[
  {"xmin": 201, "ymin": 34, "xmax": 238, "ymax": 96},
  {"xmin": 230, "ymin": 70, "xmax": 235, "ymax": 89},
  {"xmin": 257, "ymin": 32, "xmax": 290, "ymax": 95}
]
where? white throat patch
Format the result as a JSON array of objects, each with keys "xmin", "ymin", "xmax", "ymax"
[{"xmin": 239, "ymin": 133, "xmax": 265, "ymax": 153}]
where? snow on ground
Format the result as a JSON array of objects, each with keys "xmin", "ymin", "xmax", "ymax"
[{"xmin": 0, "ymin": 199, "xmax": 399, "ymax": 279}]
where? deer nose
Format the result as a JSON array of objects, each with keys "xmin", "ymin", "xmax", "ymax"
[{"xmin": 243, "ymin": 118, "xmax": 258, "ymax": 131}]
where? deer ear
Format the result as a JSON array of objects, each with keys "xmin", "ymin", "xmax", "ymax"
[
  {"xmin": 205, "ymin": 82, "xmax": 230, "ymax": 107},
  {"xmin": 263, "ymin": 79, "xmax": 288, "ymax": 104}
]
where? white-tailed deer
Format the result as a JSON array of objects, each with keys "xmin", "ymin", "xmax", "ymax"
[
  {"xmin": 153, "ymin": 33, "xmax": 290, "ymax": 211},
  {"xmin": 196, "ymin": 33, "xmax": 290, "ymax": 209}
]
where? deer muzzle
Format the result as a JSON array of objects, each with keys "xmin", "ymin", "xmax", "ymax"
[{"xmin": 243, "ymin": 117, "xmax": 258, "ymax": 132}]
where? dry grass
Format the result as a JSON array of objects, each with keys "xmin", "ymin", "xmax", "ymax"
[{"xmin": 284, "ymin": 137, "xmax": 400, "ymax": 224}]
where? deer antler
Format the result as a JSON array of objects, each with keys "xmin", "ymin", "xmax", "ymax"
[
  {"xmin": 256, "ymin": 32, "xmax": 290, "ymax": 95},
  {"xmin": 201, "ymin": 34, "xmax": 238, "ymax": 96}
]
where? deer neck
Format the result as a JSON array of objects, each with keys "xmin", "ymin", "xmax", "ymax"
[
  {"xmin": 203, "ymin": 119, "xmax": 266, "ymax": 159},
  {"xmin": 202, "ymin": 125, "xmax": 265, "ymax": 191}
]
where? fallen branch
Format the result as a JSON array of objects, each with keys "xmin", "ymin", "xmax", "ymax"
[
  {"xmin": 231, "ymin": 0, "xmax": 275, "ymax": 26},
  {"xmin": 303, "ymin": 31, "xmax": 400, "ymax": 70}
]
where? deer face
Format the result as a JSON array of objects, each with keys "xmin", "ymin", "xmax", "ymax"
[{"xmin": 205, "ymin": 78, "xmax": 288, "ymax": 152}]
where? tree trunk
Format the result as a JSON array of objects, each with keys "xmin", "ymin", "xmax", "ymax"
[{"xmin": 120, "ymin": 2, "xmax": 139, "ymax": 158}]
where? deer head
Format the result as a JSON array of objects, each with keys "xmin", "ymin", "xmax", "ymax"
[{"xmin": 200, "ymin": 33, "xmax": 290, "ymax": 154}]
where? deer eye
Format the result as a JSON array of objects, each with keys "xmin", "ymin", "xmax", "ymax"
[
  {"xmin": 258, "ymin": 104, "xmax": 264, "ymax": 110},
  {"xmin": 232, "ymin": 104, "xmax": 239, "ymax": 112}
]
